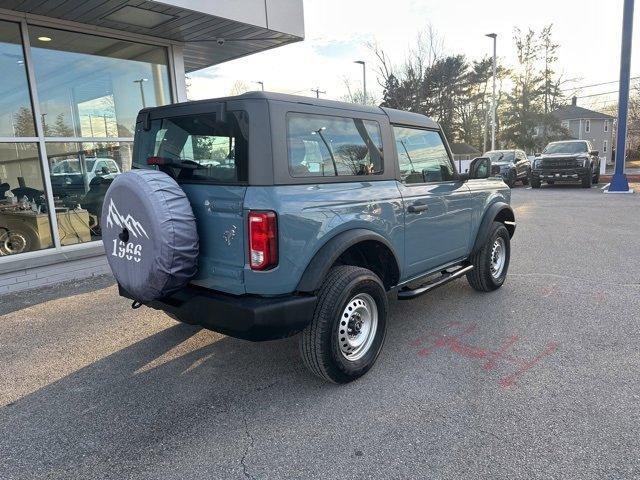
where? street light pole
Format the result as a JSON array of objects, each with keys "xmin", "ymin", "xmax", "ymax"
[
  {"xmin": 608, "ymin": 0, "xmax": 635, "ymax": 193},
  {"xmin": 355, "ymin": 60, "xmax": 366, "ymax": 104},
  {"xmin": 486, "ymin": 33, "xmax": 497, "ymax": 150},
  {"xmin": 133, "ymin": 78, "xmax": 148, "ymax": 108},
  {"xmin": 254, "ymin": 81, "xmax": 264, "ymax": 91}
]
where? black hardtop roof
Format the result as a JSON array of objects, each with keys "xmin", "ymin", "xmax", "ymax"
[{"xmin": 139, "ymin": 91, "xmax": 439, "ymax": 130}]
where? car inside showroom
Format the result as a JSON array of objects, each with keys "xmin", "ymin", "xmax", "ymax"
[{"xmin": 0, "ymin": 0, "xmax": 303, "ymax": 292}]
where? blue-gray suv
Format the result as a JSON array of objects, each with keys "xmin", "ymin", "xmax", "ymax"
[{"xmin": 102, "ymin": 92, "xmax": 516, "ymax": 383}]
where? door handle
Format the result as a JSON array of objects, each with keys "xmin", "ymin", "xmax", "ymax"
[{"xmin": 407, "ymin": 204, "xmax": 429, "ymax": 213}]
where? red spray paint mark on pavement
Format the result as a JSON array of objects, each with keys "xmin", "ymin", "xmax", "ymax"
[
  {"xmin": 498, "ymin": 342, "xmax": 559, "ymax": 388},
  {"xmin": 409, "ymin": 323, "xmax": 558, "ymax": 388},
  {"xmin": 483, "ymin": 335, "xmax": 519, "ymax": 371}
]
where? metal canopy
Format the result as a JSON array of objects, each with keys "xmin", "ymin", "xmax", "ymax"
[{"xmin": 2, "ymin": 0, "xmax": 304, "ymax": 72}]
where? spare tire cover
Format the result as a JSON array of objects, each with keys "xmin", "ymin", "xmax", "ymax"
[{"xmin": 101, "ymin": 169, "xmax": 198, "ymax": 302}]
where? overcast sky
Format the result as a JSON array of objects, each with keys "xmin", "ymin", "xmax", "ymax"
[{"xmin": 188, "ymin": 0, "xmax": 639, "ymax": 110}]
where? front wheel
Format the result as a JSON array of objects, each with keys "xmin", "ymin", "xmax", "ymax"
[
  {"xmin": 531, "ymin": 177, "xmax": 541, "ymax": 188},
  {"xmin": 466, "ymin": 222, "xmax": 511, "ymax": 292},
  {"xmin": 300, "ymin": 265, "xmax": 388, "ymax": 383},
  {"xmin": 521, "ymin": 173, "xmax": 530, "ymax": 186},
  {"xmin": 581, "ymin": 172, "xmax": 592, "ymax": 188}
]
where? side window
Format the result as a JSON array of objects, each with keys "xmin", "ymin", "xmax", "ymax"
[
  {"xmin": 393, "ymin": 126, "xmax": 456, "ymax": 184},
  {"xmin": 286, "ymin": 113, "xmax": 383, "ymax": 178},
  {"xmin": 107, "ymin": 160, "xmax": 119, "ymax": 173}
]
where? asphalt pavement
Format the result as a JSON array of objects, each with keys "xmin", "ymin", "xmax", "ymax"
[{"xmin": 1, "ymin": 183, "xmax": 639, "ymax": 479}]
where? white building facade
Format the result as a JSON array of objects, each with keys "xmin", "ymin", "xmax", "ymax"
[{"xmin": 0, "ymin": 0, "xmax": 303, "ymax": 293}]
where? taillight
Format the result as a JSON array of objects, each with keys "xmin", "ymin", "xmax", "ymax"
[{"xmin": 248, "ymin": 211, "xmax": 278, "ymax": 270}]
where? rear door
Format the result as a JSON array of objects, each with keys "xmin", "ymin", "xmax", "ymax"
[
  {"xmin": 133, "ymin": 108, "xmax": 250, "ymax": 294},
  {"xmin": 393, "ymin": 126, "xmax": 472, "ymax": 277}
]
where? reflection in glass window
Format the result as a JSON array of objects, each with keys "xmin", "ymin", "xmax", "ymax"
[
  {"xmin": 134, "ymin": 112, "xmax": 249, "ymax": 184},
  {"xmin": 46, "ymin": 142, "xmax": 131, "ymax": 242},
  {"xmin": 29, "ymin": 26, "xmax": 171, "ymax": 139},
  {"xmin": 0, "ymin": 143, "xmax": 53, "ymax": 256},
  {"xmin": 0, "ymin": 21, "xmax": 36, "ymax": 137},
  {"xmin": 394, "ymin": 127, "xmax": 456, "ymax": 183},
  {"xmin": 287, "ymin": 113, "xmax": 383, "ymax": 177}
]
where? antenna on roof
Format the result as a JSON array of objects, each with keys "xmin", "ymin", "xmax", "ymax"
[{"xmin": 311, "ymin": 87, "xmax": 326, "ymax": 99}]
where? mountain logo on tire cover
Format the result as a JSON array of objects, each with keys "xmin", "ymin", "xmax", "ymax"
[{"xmin": 106, "ymin": 199, "xmax": 149, "ymax": 239}]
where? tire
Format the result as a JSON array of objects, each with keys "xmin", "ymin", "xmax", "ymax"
[
  {"xmin": 581, "ymin": 172, "xmax": 592, "ymax": 188},
  {"xmin": 506, "ymin": 170, "xmax": 516, "ymax": 188},
  {"xmin": 0, "ymin": 228, "xmax": 38, "ymax": 256},
  {"xmin": 521, "ymin": 174, "xmax": 529, "ymax": 186},
  {"xmin": 531, "ymin": 177, "xmax": 541, "ymax": 189},
  {"xmin": 300, "ymin": 265, "xmax": 388, "ymax": 383},
  {"xmin": 466, "ymin": 222, "xmax": 510, "ymax": 292}
]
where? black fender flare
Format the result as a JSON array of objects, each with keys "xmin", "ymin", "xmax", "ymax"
[
  {"xmin": 471, "ymin": 202, "xmax": 516, "ymax": 255},
  {"xmin": 296, "ymin": 229, "xmax": 400, "ymax": 293}
]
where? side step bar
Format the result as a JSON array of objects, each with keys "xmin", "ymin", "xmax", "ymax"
[{"xmin": 397, "ymin": 265, "xmax": 474, "ymax": 300}]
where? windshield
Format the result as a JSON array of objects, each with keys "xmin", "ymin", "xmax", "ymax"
[
  {"xmin": 51, "ymin": 159, "xmax": 95, "ymax": 174},
  {"xmin": 543, "ymin": 142, "xmax": 588, "ymax": 154},
  {"xmin": 133, "ymin": 110, "xmax": 249, "ymax": 184},
  {"xmin": 485, "ymin": 151, "xmax": 514, "ymax": 163}
]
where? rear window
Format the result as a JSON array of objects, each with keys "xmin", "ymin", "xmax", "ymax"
[
  {"xmin": 286, "ymin": 113, "xmax": 383, "ymax": 178},
  {"xmin": 133, "ymin": 111, "xmax": 248, "ymax": 183}
]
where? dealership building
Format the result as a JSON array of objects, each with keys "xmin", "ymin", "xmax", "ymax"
[{"xmin": 0, "ymin": 0, "xmax": 304, "ymax": 293}]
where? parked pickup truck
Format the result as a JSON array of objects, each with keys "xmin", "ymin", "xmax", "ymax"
[
  {"xmin": 531, "ymin": 140, "xmax": 600, "ymax": 188},
  {"xmin": 101, "ymin": 92, "xmax": 516, "ymax": 383}
]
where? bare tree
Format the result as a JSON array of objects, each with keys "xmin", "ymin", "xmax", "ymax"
[{"xmin": 229, "ymin": 80, "xmax": 250, "ymax": 96}]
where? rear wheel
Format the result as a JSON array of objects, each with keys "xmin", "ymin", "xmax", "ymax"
[
  {"xmin": 466, "ymin": 222, "xmax": 510, "ymax": 292},
  {"xmin": 300, "ymin": 265, "xmax": 388, "ymax": 383}
]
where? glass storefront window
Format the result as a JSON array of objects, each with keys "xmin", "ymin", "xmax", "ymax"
[
  {"xmin": 46, "ymin": 141, "xmax": 132, "ymax": 242},
  {"xmin": 0, "ymin": 19, "xmax": 172, "ymax": 259},
  {"xmin": 0, "ymin": 20, "xmax": 36, "ymax": 137},
  {"xmin": 29, "ymin": 26, "xmax": 171, "ymax": 139},
  {"xmin": 0, "ymin": 143, "xmax": 53, "ymax": 256}
]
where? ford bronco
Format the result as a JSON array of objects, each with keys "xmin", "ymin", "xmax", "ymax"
[{"xmin": 102, "ymin": 92, "xmax": 515, "ymax": 383}]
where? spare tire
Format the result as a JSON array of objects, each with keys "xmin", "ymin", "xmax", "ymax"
[{"xmin": 101, "ymin": 169, "xmax": 198, "ymax": 302}]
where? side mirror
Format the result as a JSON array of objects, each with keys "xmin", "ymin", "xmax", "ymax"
[
  {"xmin": 590, "ymin": 150, "xmax": 599, "ymax": 156},
  {"xmin": 469, "ymin": 157, "xmax": 491, "ymax": 179}
]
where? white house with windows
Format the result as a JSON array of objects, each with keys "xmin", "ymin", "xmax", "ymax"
[
  {"xmin": 552, "ymin": 97, "xmax": 615, "ymax": 165},
  {"xmin": 0, "ymin": 0, "xmax": 304, "ymax": 293}
]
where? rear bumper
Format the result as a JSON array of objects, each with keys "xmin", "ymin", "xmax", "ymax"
[
  {"xmin": 532, "ymin": 167, "xmax": 589, "ymax": 181},
  {"xmin": 120, "ymin": 284, "xmax": 317, "ymax": 341}
]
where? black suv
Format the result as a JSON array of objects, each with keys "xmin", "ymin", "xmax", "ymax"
[
  {"xmin": 484, "ymin": 149, "xmax": 531, "ymax": 187},
  {"xmin": 531, "ymin": 140, "xmax": 601, "ymax": 188}
]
